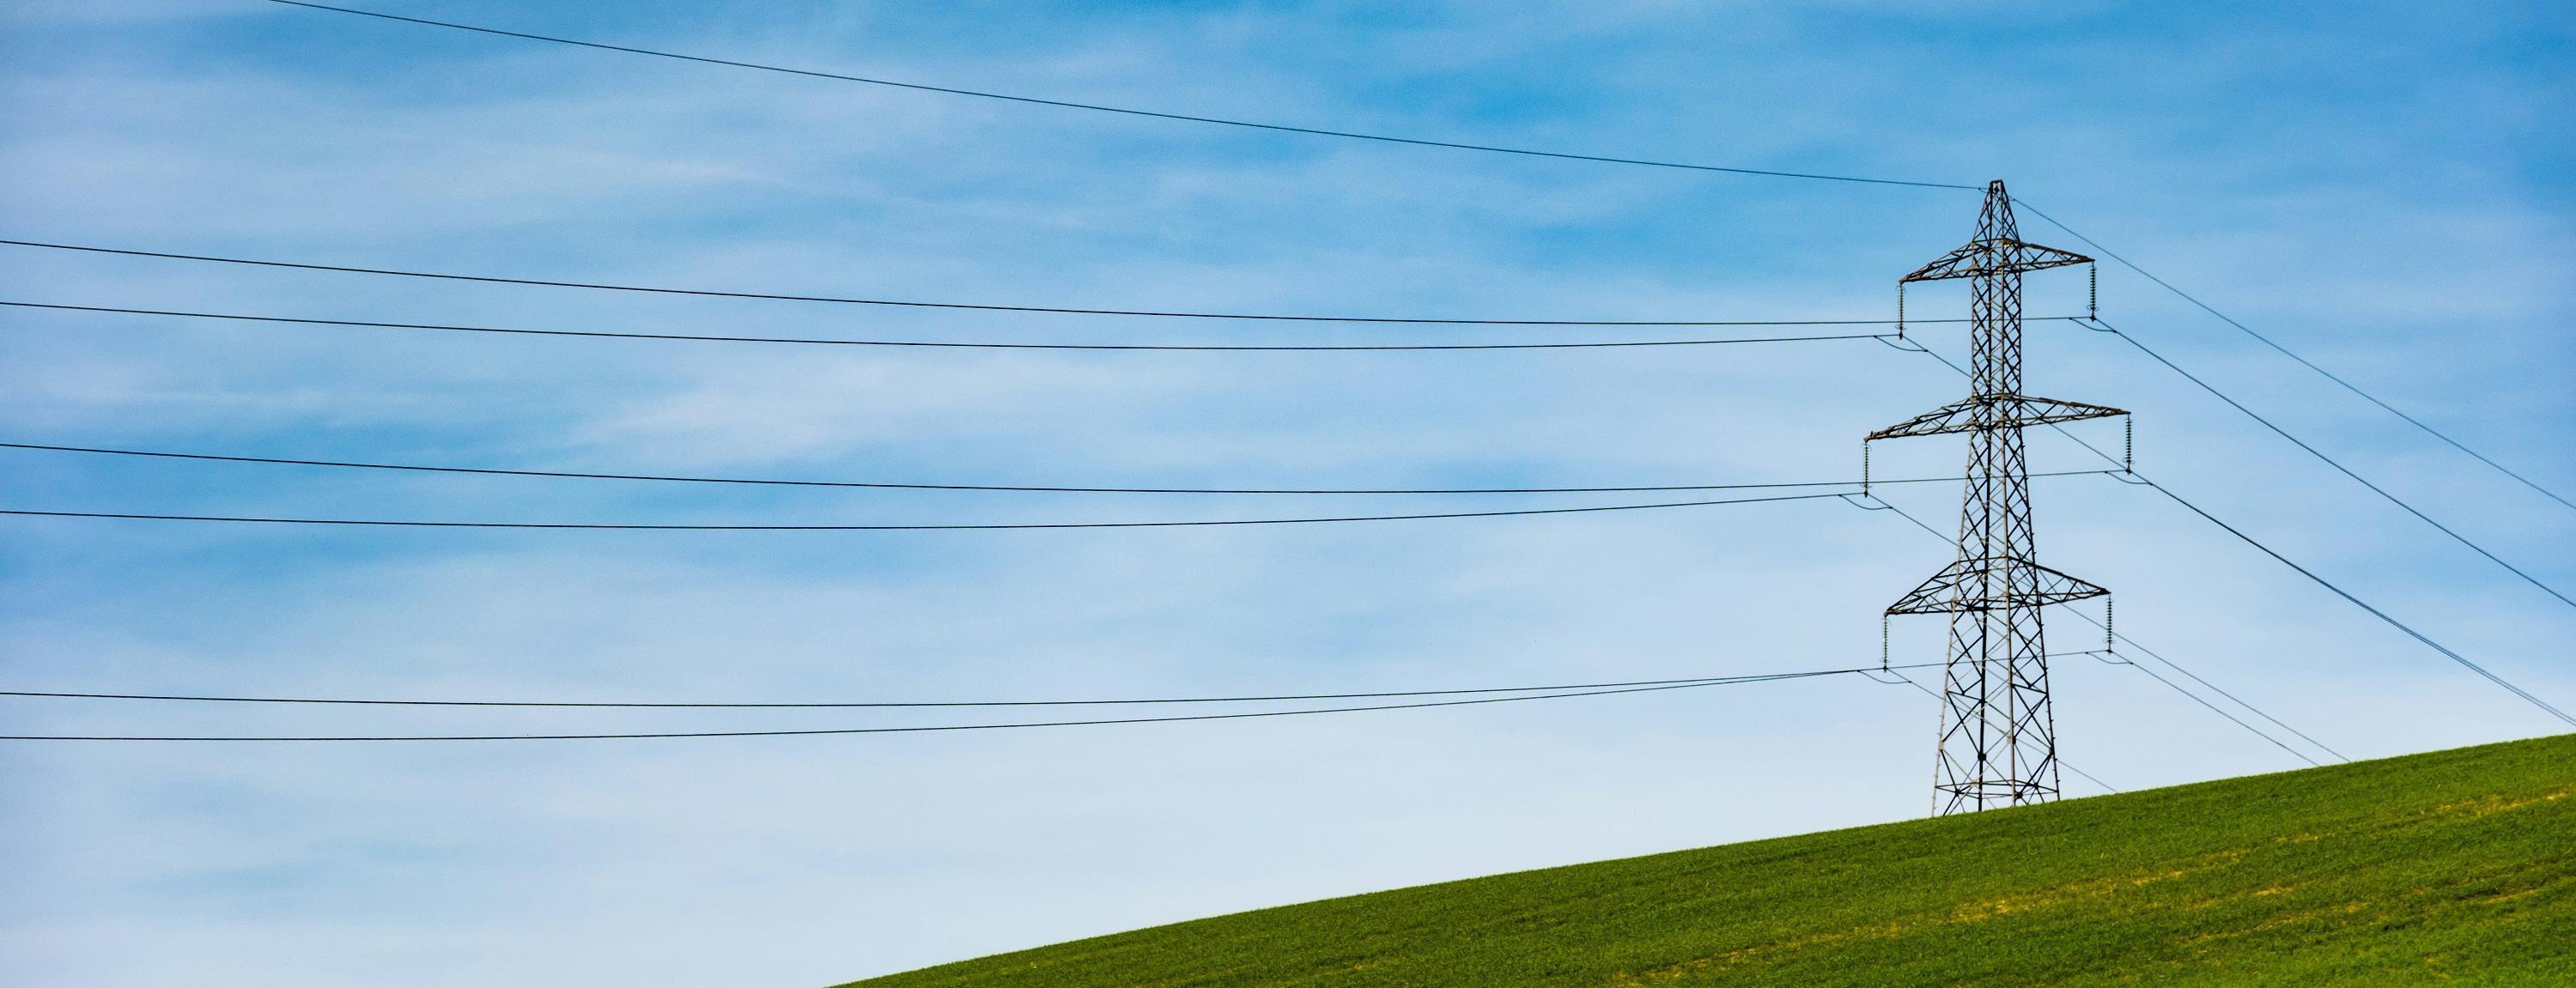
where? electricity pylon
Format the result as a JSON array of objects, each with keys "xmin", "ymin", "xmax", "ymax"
[{"xmin": 1870, "ymin": 180, "xmax": 2124, "ymax": 815}]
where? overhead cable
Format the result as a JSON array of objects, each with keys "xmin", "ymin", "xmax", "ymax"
[
  {"xmin": 0, "ymin": 664, "xmax": 1886, "ymax": 742},
  {"xmin": 1896, "ymin": 342, "xmax": 2569, "ymax": 733},
  {"xmin": 2136, "ymin": 478, "xmax": 2576, "ymax": 728},
  {"xmin": 2015, "ymin": 199, "xmax": 2575, "ymax": 515},
  {"xmin": 0, "ymin": 239, "xmax": 1903, "ymax": 327},
  {"xmin": 0, "ymin": 488, "xmax": 1900, "ymax": 531},
  {"xmin": 0, "ymin": 442, "xmax": 2117, "ymax": 497},
  {"xmin": 2088, "ymin": 315, "xmax": 2573, "ymax": 610},
  {"xmin": 0, "ymin": 301, "xmax": 1948, "ymax": 351},
  {"xmin": 1857, "ymin": 495, "xmax": 2337, "ymax": 767},
  {"xmin": 260, "ymin": 0, "xmax": 1972, "ymax": 191},
  {"xmin": 272, "ymin": 1, "xmax": 2561, "ymax": 517},
  {"xmin": 276, "ymin": 3, "xmax": 2565, "ymax": 517},
  {"xmin": 2097, "ymin": 648, "xmax": 2318, "ymax": 767},
  {"xmin": 0, "ymin": 663, "xmax": 1947, "ymax": 709},
  {"xmin": 2056, "ymin": 606, "xmax": 2348, "ymax": 762}
]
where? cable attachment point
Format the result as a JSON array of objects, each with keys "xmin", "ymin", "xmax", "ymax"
[
  {"xmin": 1874, "ymin": 334, "xmax": 1931, "ymax": 353},
  {"xmin": 1837, "ymin": 492, "xmax": 1893, "ymax": 512}
]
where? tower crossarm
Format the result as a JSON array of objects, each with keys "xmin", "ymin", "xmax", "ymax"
[
  {"xmin": 1885, "ymin": 556, "xmax": 2111, "ymax": 615},
  {"xmin": 1901, "ymin": 237, "xmax": 2093, "ymax": 282},
  {"xmin": 1867, "ymin": 394, "xmax": 2128, "ymax": 440}
]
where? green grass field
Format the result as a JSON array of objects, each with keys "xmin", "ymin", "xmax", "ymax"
[{"xmin": 844, "ymin": 733, "xmax": 2574, "ymax": 986}]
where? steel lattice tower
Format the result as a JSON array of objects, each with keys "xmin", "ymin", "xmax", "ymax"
[{"xmin": 1870, "ymin": 180, "xmax": 2125, "ymax": 815}]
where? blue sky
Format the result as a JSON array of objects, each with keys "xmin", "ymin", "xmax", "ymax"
[{"xmin": 2, "ymin": 1, "xmax": 2570, "ymax": 984}]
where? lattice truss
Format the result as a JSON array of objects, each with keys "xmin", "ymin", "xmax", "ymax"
[{"xmin": 1868, "ymin": 180, "xmax": 2123, "ymax": 816}]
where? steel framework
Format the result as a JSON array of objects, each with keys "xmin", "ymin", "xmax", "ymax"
[{"xmin": 1872, "ymin": 180, "xmax": 2123, "ymax": 815}]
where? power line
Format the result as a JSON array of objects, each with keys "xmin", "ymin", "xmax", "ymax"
[
  {"xmin": 264, "ymin": 4, "xmax": 2570, "ymax": 517},
  {"xmin": 260, "ymin": 0, "xmax": 2574, "ymax": 525},
  {"xmin": 256, "ymin": 4, "xmax": 2559, "ymax": 511},
  {"xmin": 2088, "ymin": 315, "xmax": 2573, "ymax": 611},
  {"xmin": 1870, "ymin": 344, "xmax": 2335, "ymax": 768},
  {"xmin": 2056, "ymin": 607, "xmax": 2349, "ymax": 762},
  {"xmin": 261, "ymin": 0, "xmax": 1973, "ymax": 191},
  {"xmin": 0, "ymin": 664, "xmax": 1890, "ymax": 742},
  {"xmin": 2014, "ymin": 199, "xmax": 2576, "ymax": 515},
  {"xmin": 1894, "ymin": 341, "xmax": 2567, "ymax": 739},
  {"xmin": 0, "ymin": 488, "xmax": 1898, "ymax": 531},
  {"xmin": 0, "ymin": 663, "xmax": 1947, "ymax": 709},
  {"xmin": 2114, "ymin": 653, "xmax": 2318, "ymax": 767},
  {"xmin": 1865, "ymin": 341, "xmax": 2320, "ymax": 770},
  {"xmin": 0, "ymin": 300, "xmax": 1969, "ymax": 351},
  {"xmin": 0, "ymin": 239, "xmax": 1899, "ymax": 327},
  {"xmin": 0, "ymin": 442, "xmax": 2118, "ymax": 497},
  {"xmin": 1855, "ymin": 494, "xmax": 2336, "ymax": 767},
  {"xmin": 2136, "ymin": 477, "xmax": 2576, "ymax": 728}
]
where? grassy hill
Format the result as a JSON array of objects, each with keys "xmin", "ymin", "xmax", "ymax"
[{"xmin": 844, "ymin": 734, "xmax": 2573, "ymax": 986}]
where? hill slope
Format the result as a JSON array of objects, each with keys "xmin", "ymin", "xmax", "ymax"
[{"xmin": 845, "ymin": 734, "xmax": 2574, "ymax": 986}]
